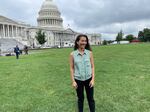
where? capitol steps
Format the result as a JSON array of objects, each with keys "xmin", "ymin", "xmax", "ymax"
[{"xmin": 0, "ymin": 38, "xmax": 24, "ymax": 52}]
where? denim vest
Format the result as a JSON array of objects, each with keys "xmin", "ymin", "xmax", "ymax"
[{"xmin": 73, "ymin": 49, "xmax": 92, "ymax": 81}]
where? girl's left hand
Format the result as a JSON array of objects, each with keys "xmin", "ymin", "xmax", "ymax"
[{"xmin": 89, "ymin": 79, "xmax": 94, "ymax": 88}]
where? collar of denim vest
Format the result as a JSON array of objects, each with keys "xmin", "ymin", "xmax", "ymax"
[{"xmin": 77, "ymin": 49, "xmax": 87, "ymax": 56}]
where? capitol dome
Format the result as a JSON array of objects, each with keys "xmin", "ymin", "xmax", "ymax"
[{"xmin": 37, "ymin": 0, "xmax": 63, "ymax": 30}]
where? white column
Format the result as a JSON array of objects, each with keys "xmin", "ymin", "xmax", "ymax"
[
  {"xmin": 4, "ymin": 24, "xmax": 7, "ymax": 37},
  {"xmin": 3, "ymin": 24, "xmax": 5, "ymax": 38},
  {"xmin": 0, "ymin": 24, "xmax": 1, "ymax": 37},
  {"xmin": 19, "ymin": 27, "xmax": 21, "ymax": 37},
  {"xmin": 23, "ymin": 27, "xmax": 25, "ymax": 38},
  {"xmin": 21, "ymin": 27, "xmax": 23, "ymax": 37},
  {"xmin": 7, "ymin": 25, "xmax": 9, "ymax": 37},
  {"xmin": 12, "ymin": 25, "xmax": 14, "ymax": 38},
  {"xmin": 20, "ymin": 27, "xmax": 22, "ymax": 37},
  {"xmin": 22, "ymin": 27, "xmax": 23, "ymax": 37},
  {"xmin": 5, "ymin": 25, "xmax": 7, "ymax": 37},
  {"xmin": 24, "ymin": 28, "xmax": 27, "ymax": 39},
  {"xmin": 22, "ymin": 27, "xmax": 24, "ymax": 37},
  {"xmin": 16, "ymin": 26, "xmax": 18, "ymax": 37},
  {"xmin": 21, "ymin": 27, "xmax": 22, "ymax": 37},
  {"xmin": 18, "ymin": 27, "xmax": 19, "ymax": 36},
  {"xmin": 19, "ymin": 27, "xmax": 21, "ymax": 36},
  {"xmin": 0, "ymin": 25, "xmax": 1, "ymax": 37}
]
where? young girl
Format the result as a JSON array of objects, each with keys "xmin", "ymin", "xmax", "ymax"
[{"xmin": 69, "ymin": 34, "xmax": 95, "ymax": 112}]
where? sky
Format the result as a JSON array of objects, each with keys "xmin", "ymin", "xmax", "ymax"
[{"xmin": 0, "ymin": 0, "xmax": 150, "ymax": 40}]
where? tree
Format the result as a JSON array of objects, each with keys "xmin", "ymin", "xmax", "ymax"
[
  {"xmin": 145, "ymin": 32, "xmax": 150, "ymax": 42},
  {"xmin": 138, "ymin": 31, "xmax": 145, "ymax": 42},
  {"xmin": 102, "ymin": 40, "xmax": 107, "ymax": 45},
  {"xmin": 116, "ymin": 30, "xmax": 123, "ymax": 44},
  {"xmin": 138, "ymin": 28, "xmax": 150, "ymax": 42},
  {"xmin": 107, "ymin": 40, "xmax": 114, "ymax": 44},
  {"xmin": 125, "ymin": 34, "xmax": 135, "ymax": 42},
  {"xmin": 35, "ymin": 30, "xmax": 46, "ymax": 45},
  {"xmin": 143, "ymin": 28, "xmax": 150, "ymax": 42}
]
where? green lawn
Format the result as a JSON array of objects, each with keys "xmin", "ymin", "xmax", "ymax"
[{"xmin": 0, "ymin": 43, "xmax": 150, "ymax": 112}]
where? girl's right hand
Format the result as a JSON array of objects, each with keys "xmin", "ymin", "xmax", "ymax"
[{"xmin": 72, "ymin": 81, "xmax": 78, "ymax": 89}]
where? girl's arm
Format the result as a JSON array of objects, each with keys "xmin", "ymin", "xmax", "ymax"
[
  {"xmin": 69, "ymin": 52, "xmax": 75, "ymax": 83},
  {"xmin": 69, "ymin": 52, "xmax": 77, "ymax": 89},
  {"xmin": 90, "ymin": 51, "xmax": 95, "ymax": 87}
]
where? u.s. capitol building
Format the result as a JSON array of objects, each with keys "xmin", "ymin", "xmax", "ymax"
[{"xmin": 0, "ymin": 0, "xmax": 101, "ymax": 52}]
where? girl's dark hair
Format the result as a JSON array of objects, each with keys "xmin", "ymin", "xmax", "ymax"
[{"xmin": 74, "ymin": 34, "xmax": 92, "ymax": 51}]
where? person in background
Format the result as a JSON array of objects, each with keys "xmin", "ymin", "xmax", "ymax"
[
  {"xmin": 24, "ymin": 45, "xmax": 28, "ymax": 55},
  {"xmin": 14, "ymin": 45, "xmax": 20, "ymax": 59}
]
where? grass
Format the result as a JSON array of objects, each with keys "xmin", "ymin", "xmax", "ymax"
[{"xmin": 0, "ymin": 43, "xmax": 150, "ymax": 112}]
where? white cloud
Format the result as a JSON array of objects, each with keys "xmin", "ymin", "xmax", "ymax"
[{"xmin": 0, "ymin": 0, "xmax": 150, "ymax": 40}]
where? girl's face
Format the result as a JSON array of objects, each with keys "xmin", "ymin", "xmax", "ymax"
[{"xmin": 77, "ymin": 36, "xmax": 87, "ymax": 49}]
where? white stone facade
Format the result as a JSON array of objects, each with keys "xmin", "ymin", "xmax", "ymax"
[
  {"xmin": 0, "ymin": 0, "xmax": 102, "ymax": 51},
  {"xmin": 37, "ymin": 0, "xmax": 63, "ymax": 30},
  {"xmin": 0, "ymin": 16, "xmax": 30, "ymax": 45}
]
